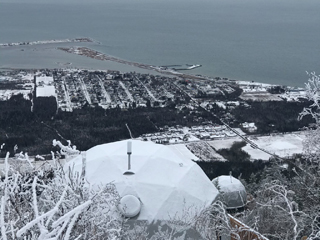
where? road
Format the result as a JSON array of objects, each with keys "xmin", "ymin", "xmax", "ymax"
[
  {"xmin": 134, "ymin": 75, "xmax": 158, "ymax": 102},
  {"xmin": 119, "ymin": 81, "xmax": 134, "ymax": 102},
  {"xmin": 79, "ymin": 77, "xmax": 92, "ymax": 105},
  {"xmin": 171, "ymin": 80, "xmax": 286, "ymax": 161},
  {"xmin": 97, "ymin": 75, "xmax": 112, "ymax": 104}
]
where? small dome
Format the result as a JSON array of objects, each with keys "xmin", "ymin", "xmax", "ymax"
[
  {"xmin": 118, "ymin": 195, "xmax": 141, "ymax": 218},
  {"xmin": 212, "ymin": 175, "xmax": 247, "ymax": 209}
]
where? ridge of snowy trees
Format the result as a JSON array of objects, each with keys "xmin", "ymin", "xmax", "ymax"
[{"xmin": 236, "ymin": 72, "xmax": 320, "ymax": 240}]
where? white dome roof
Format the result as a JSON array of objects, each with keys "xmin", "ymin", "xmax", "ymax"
[
  {"xmin": 212, "ymin": 175, "xmax": 247, "ymax": 209},
  {"xmin": 66, "ymin": 140, "xmax": 219, "ymax": 222}
]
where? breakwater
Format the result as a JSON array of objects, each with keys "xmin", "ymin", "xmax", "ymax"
[{"xmin": 0, "ymin": 38, "xmax": 94, "ymax": 47}]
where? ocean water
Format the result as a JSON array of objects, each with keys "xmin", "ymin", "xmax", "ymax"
[{"xmin": 1, "ymin": 0, "xmax": 320, "ymax": 87}]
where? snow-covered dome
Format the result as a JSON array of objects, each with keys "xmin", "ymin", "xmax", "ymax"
[
  {"xmin": 212, "ymin": 175, "xmax": 247, "ymax": 209},
  {"xmin": 66, "ymin": 140, "xmax": 219, "ymax": 222}
]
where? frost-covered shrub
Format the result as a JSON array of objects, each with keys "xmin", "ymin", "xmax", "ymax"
[{"xmin": 0, "ymin": 152, "xmax": 123, "ymax": 240}]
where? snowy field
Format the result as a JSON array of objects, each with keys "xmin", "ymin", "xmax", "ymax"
[
  {"xmin": 187, "ymin": 142, "xmax": 226, "ymax": 162},
  {"xmin": 36, "ymin": 85, "xmax": 56, "ymax": 97},
  {"xmin": 0, "ymin": 89, "xmax": 32, "ymax": 100},
  {"xmin": 240, "ymin": 92, "xmax": 283, "ymax": 101},
  {"xmin": 208, "ymin": 137, "xmax": 243, "ymax": 150},
  {"xmin": 209, "ymin": 132, "xmax": 305, "ymax": 161},
  {"xmin": 243, "ymin": 132, "xmax": 305, "ymax": 160}
]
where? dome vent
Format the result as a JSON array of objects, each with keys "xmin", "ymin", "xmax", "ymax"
[{"xmin": 118, "ymin": 195, "xmax": 141, "ymax": 218}]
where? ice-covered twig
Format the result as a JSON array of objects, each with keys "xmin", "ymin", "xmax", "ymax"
[
  {"xmin": 53, "ymin": 139, "xmax": 80, "ymax": 156},
  {"xmin": 52, "ymin": 200, "xmax": 92, "ymax": 228},
  {"xmin": 0, "ymin": 143, "xmax": 5, "ymax": 153},
  {"xmin": 1, "ymin": 153, "xmax": 10, "ymax": 240}
]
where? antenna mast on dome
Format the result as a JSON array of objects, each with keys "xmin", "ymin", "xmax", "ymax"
[{"xmin": 123, "ymin": 141, "xmax": 134, "ymax": 175}]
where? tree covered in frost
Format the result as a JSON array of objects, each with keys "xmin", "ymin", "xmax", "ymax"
[
  {"xmin": 237, "ymin": 72, "xmax": 320, "ymax": 240},
  {"xmin": 0, "ymin": 143, "xmax": 123, "ymax": 240}
]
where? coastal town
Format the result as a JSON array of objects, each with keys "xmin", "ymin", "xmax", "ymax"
[
  {"xmin": 0, "ymin": 68, "xmax": 306, "ymax": 109},
  {"xmin": 0, "ymin": 68, "xmax": 309, "ymax": 162}
]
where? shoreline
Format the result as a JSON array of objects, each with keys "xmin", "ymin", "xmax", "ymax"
[
  {"xmin": 57, "ymin": 46, "xmax": 208, "ymax": 80},
  {"xmin": 0, "ymin": 37, "xmax": 95, "ymax": 47},
  {"xmin": 0, "ymin": 38, "xmax": 305, "ymax": 88}
]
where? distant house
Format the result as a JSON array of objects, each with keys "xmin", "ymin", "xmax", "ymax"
[{"xmin": 241, "ymin": 122, "xmax": 257, "ymax": 132}]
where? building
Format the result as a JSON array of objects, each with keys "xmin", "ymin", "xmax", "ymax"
[{"xmin": 66, "ymin": 140, "xmax": 220, "ymax": 239}]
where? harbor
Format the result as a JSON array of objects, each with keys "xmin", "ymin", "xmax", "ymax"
[{"xmin": 160, "ymin": 64, "xmax": 202, "ymax": 71}]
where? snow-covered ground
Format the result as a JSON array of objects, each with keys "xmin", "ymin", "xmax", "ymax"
[
  {"xmin": 237, "ymin": 80, "xmax": 273, "ymax": 88},
  {"xmin": 187, "ymin": 142, "xmax": 226, "ymax": 162},
  {"xmin": 237, "ymin": 80, "xmax": 307, "ymax": 102},
  {"xmin": 36, "ymin": 85, "xmax": 56, "ymax": 97},
  {"xmin": 209, "ymin": 137, "xmax": 243, "ymax": 150},
  {"xmin": 0, "ymin": 72, "xmax": 34, "ymax": 100},
  {"xmin": 0, "ymin": 89, "xmax": 32, "ymax": 101},
  {"xmin": 35, "ymin": 76, "xmax": 57, "ymax": 98},
  {"xmin": 240, "ymin": 92, "xmax": 283, "ymax": 101},
  {"xmin": 282, "ymin": 90, "xmax": 306, "ymax": 101},
  {"xmin": 243, "ymin": 132, "xmax": 305, "ymax": 160},
  {"xmin": 208, "ymin": 132, "xmax": 305, "ymax": 160}
]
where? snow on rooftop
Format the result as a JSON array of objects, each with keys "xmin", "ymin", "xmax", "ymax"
[
  {"xmin": 36, "ymin": 85, "xmax": 56, "ymax": 97},
  {"xmin": 212, "ymin": 175, "xmax": 247, "ymax": 209},
  {"xmin": 66, "ymin": 140, "xmax": 219, "ymax": 222},
  {"xmin": 213, "ymin": 175, "xmax": 245, "ymax": 193},
  {"xmin": 167, "ymin": 143, "xmax": 200, "ymax": 161}
]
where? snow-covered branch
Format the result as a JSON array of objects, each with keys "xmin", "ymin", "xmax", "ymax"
[
  {"xmin": 0, "ymin": 154, "xmax": 123, "ymax": 240},
  {"xmin": 52, "ymin": 139, "xmax": 80, "ymax": 157}
]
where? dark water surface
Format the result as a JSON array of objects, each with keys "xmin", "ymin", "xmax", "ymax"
[{"xmin": 1, "ymin": 0, "xmax": 320, "ymax": 86}]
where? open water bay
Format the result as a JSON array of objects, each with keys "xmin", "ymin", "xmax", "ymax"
[{"xmin": 1, "ymin": 0, "xmax": 320, "ymax": 87}]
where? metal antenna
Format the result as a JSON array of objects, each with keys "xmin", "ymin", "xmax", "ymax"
[
  {"xmin": 127, "ymin": 141, "xmax": 132, "ymax": 170},
  {"xmin": 123, "ymin": 141, "xmax": 134, "ymax": 175}
]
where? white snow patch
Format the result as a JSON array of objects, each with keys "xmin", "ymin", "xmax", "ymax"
[
  {"xmin": 0, "ymin": 90, "xmax": 32, "ymax": 101},
  {"xmin": 213, "ymin": 175, "xmax": 245, "ymax": 193},
  {"xmin": 242, "ymin": 132, "xmax": 306, "ymax": 160},
  {"xmin": 216, "ymin": 102, "xmax": 226, "ymax": 109},
  {"xmin": 36, "ymin": 85, "xmax": 56, "ymax": 97},
  {"xmin": 208, "ymin": 137, "xmax": 243, "ymax": 150}
]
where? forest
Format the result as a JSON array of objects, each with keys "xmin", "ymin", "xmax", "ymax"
[
  {"xmin": 0, "ymin": 94, "xmax": 220, "ymax": 157},
  {"xmin": 0, "ymin": 92, "xmax": 314, "ymax": 158}
]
